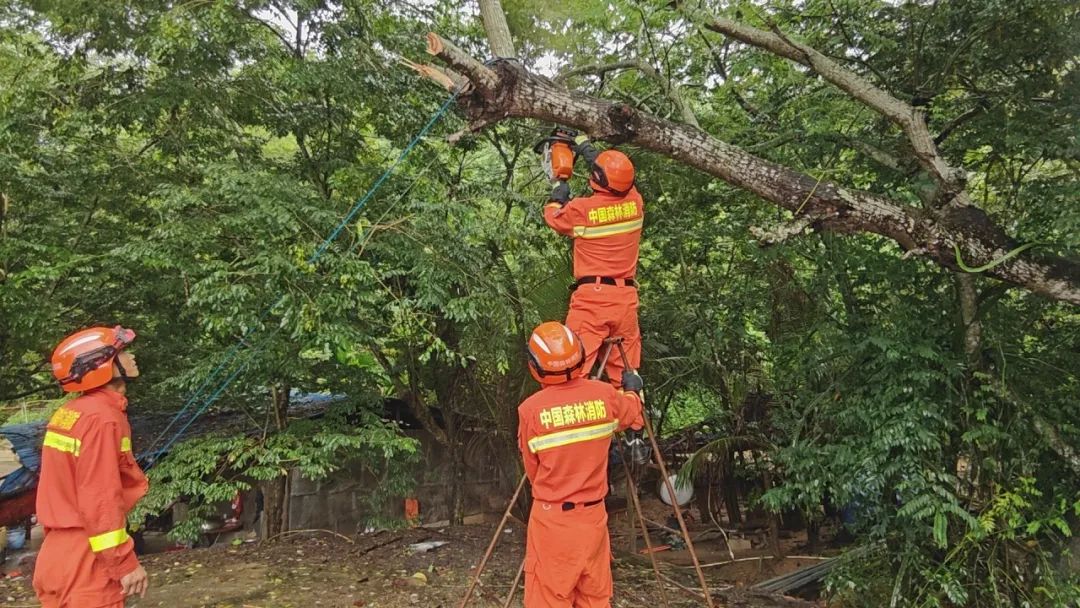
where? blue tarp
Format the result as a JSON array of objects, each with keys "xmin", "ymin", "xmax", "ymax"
[{"xmin": 0, "ymin": 422, "xmax": 45, "ymax": 497}]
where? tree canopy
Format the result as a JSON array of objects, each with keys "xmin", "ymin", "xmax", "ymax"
[{"xmin": 1, "ymin": 0, "xmax": 1078, "ymax": 604}]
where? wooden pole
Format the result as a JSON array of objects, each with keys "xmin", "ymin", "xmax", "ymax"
[
  {"xmin": 614, "ymin": 339, "xmax": 714, "ymax": 608},
  {"xmin": 618, "ymin": 443, "xmax": 671, "ymax": 608},
  {"xmin": 643, "ymin": 415, "xmax": 714, "ymax": 608},
  {"xmin": 598, "ymin": 339, "xmax": 668, "ymax": 606},
  {"xmin": 626, "ymin": 474, "xmax": 637, "ymax": 553},
  {"xmin": 501, "ymin": 559, "xmax": 525, "ymax": 608},
  {"xmin": 458, "ymin": 474, "xmax": 527, "ymax": 608}
]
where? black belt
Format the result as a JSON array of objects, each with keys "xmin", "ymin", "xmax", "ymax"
[
  {"xmin": 571, "ymin": 276, "xmax": 637, "ymax": 291},
  {"xmin": 562, "ymin": 499, "xmax": 603, "ymax": 511}
]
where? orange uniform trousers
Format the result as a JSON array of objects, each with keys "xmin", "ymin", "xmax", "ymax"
[
  {"xmin": 565, "ymin": 283, "xmax": 640, "ymax": 386},
  {"xmin": 524, "ymin": 501, "xmax": 612, "ymax": 608},
  {"xmin": 33, "ymin": 527, "xmax": 126, "ymax": 608}
]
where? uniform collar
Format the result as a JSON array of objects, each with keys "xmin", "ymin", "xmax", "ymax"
[
  {"xmin": 545, "ymin": 377, "xmax": 586, "ymax": 390},
  {"xmin": 590, "ymin": 187, "xmax": 635, "ymax": 200},
  {"xmin": 86, "ymin": 386, "xmax": 129, "ymax": 412}
]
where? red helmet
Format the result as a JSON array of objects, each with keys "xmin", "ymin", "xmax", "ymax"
[
  {"xmin": 589, "ymin": 150, "xmax": 635, "ymax": 194},
  {"xmin": 527, "ymin": 322, "xmax": 585, "ymax": 385},
  {"xmin": 51, "ymin": 326, "xmax": 136, "ymax": 392}
]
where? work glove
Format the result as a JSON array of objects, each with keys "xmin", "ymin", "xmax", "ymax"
[
  {"xmin": 621, "ymin": 370, "xmax": 644, "ymax": 393},
  {"xmin": 573, "ymin": 137, "xmax": 599, "ymax": 166},
  {"xmin": 550, "ymin": 181, "xmax": 571, "ymax": 205}
]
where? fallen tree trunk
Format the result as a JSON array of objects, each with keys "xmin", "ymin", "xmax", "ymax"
[{"xmin": 417, "ymin": 33, "xmax": 1080, "ymax": 305}]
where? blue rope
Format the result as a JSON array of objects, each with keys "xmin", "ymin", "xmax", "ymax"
[
  {"xmin": 141, "ymin": 296, "xmax": 284, "ymax": 460},
  {"xmin": 140, "ymin": 90, "xmax": 460, "ymax": 464},
  {"xmin": 148, "ymin": 350, "xmax": 256, "ymax": 460},
  {"xmin": 307, "ymin": 92, "xmax": 461, "ymax": 263}
]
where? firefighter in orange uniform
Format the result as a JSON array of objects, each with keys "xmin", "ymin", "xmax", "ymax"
[
  {"xmin": 518, "ymin": 321, "xmax": 644, "ymax": 607},
  {"xmin": 542, "ymin": 130, "xmax": 643, "ymax": 387},
  {"xmin": 34, "ymin": 326, "xmax": 150, "ymax": 607}
]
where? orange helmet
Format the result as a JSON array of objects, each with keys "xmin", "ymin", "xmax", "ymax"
[
  {"xmin": 589, "ymin": 150, "xmax": 635, "ymax": 194},
  {"xmin": 51, "ymin": 326, "xmax": 136, "ymax": 392},
  {"xmin": 527, "ymin": 322, "xmax": 585, "ymax": 385}
]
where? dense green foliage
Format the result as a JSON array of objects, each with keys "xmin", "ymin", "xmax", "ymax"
[
  {"xmin": 130, "ymin": 404, "xmax": 419, "ymax": 541},
  {"xmin": 1, "ymin": 0, "xmax": 1078, "ymax": 604}
]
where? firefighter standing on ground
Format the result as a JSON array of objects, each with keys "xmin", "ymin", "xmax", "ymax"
[
  {"xmin": 541, "ymin": 130, "xmax": 643, "ymax": 387},
  {"xmin": 518, "ymin": 321, "xmax": 644, "ymax": 607},
  {"xmin": 34, "ymin": 325, "xmax": 149, "ymax": 607}
]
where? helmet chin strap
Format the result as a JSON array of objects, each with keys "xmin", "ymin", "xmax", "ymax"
[{"xmin": 113, "ymin": 357, "xmax": 131, "ymax": 382}]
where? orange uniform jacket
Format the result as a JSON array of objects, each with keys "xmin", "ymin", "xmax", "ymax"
[
  {"xmin": 543, "ymin": 187, "xmax": 644, "ymax": 280},
  {"xmin": 517, "ymin": 377, "xmax": 644, "ymax": 503},
  {"xmin": 36, "ymin": 387, "xmax": 148, "ymax": 584}
]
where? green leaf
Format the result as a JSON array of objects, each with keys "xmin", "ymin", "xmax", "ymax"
[{"xmin": 933, "ymin": 512, "xmax": 949, "ymax": 549}]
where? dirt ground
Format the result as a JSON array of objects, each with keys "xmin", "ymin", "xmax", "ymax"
[
  {"xmin": 0, "ymin": 529, "xmax": 821, "ymax": 608},
  {"xmin": 0, "ymin": 500, "xmax": 827, "ymax": 607}
]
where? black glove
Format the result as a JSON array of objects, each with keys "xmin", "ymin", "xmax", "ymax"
[
  {"xmin": 573, "ymin": 139, "xmax": 599, "ymax": 166},
  {"xmin": 550, "ymin": 181, "xmax": 571, "ymax": 205},
  {"xmin": 621, "ymin": 370, "xmax": 643, "ymax": 393}
]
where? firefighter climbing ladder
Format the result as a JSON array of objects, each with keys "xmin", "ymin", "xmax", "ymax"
[{"xmin": 459, "ymin": 338, "xmax": 715, "ymax": 608}]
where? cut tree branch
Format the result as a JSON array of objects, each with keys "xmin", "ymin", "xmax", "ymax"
[
  {"xmin": 410, "ymin": 33, "xmax": 1080, "ymax": 305},
  {"xmin": 425, "ymin": 34, "xmax": 498, "ymax": 91}
]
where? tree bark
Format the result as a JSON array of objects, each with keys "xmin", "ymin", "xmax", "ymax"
[
  {"xmin": 722, "ymin": 456, "xmax": 742, "ymax": 525},
  {"xmin": 761, "ymin": 466, "xmax": 783, "ymax": 559},
  {"xmin": 478, "ymin": 0, "xmax": 516, "ymax": 58},
  {"xmin": 956, "ymin": 274, "xmax": 982, "ymax": 365},
  {"xmin": 263, "ymin": 383, "xmax": 291, "ymax": 538},
  {"xmin": 415, "ymin": 34, "xmax": 1080, "ymax": 305},
  {"xmin": 445, "ymin": 408, "xmax": 466, "ymax": 525}
]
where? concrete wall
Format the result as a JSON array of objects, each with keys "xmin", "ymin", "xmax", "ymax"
[{"xmin": 287, "ymin": 429, "xmax": 509, "ymax": 533}]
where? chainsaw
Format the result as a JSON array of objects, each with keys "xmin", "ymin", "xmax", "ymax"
[{"xmin": 533, "ymin": 127, "xmax": 579, "ymax": 184}]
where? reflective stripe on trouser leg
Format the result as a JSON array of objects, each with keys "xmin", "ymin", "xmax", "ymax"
[{"xmin": 33, "ymin": 528, "xmax": 126, "ymax": 608}]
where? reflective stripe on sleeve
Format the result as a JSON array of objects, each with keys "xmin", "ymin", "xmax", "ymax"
[
  {"xmin": 527, "ymin": 420, "xmax": 619, "ymax": 453},
  {"xmin": 89, "ymin": 528, "xmax": 130, "ymax": 552},
  {"xmin": 120, "ymin": 437, "xmax": 132, "ymax": 452},
  {"xmin": 572, "ymin": 217, "xmax": 643, "ymax": 239},
  {"xmin": 43, "ymin": 431, "xmax": 81, "ymax": 456}
]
